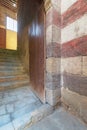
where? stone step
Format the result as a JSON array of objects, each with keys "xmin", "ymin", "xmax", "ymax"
[
  {"xmin": 0, "ymin": 49, "xmax": 18, "ymax": 55},
  {"xmin": 0, "ymin": 80, "xmax": 29, "ymax": 91},
  {"xmin": 12, "ymin": 104, "xmax": 53, "ymax": 130},
  {"xmin": 0, "ymin": 65, "xmax": 24, "ymax": 71},
  {"xmin": 26, "ymin": 108, "xmax": 87, "ymax": 130},
  {"xmin": 0, "ymin": 60, "xmax": 21, "ymax": 64},
  {"xmin": 0, "ymin": 59, "xmax": 22, "ymax": 64},
  {"xmin": 11, "ymin": 100, "xmax": 42, "ymax": 120},
  {"xmin": 0, "ymin": 54, "xmax": 20, "ymax": 58},
  {"xmin": 0, "ymin": 70, "xmax": 26, "ymax": 76},
  {"xmin": 0, "ymin": 55, "xmax": 19, "ymax": 59},
  {"xmin": 0, "ymin": 104, "xmax": 53, "ymax": 130},
  {"xmin": 0, "ymin": 61, "xmax": 23, "ymax": 66},
  {"xmin": 0, "ymin": 55, "xmax": 18, "ymax": 59},
  {"xmin": 0, "ymin": 75, "xmax": 29, "ymax": 82},
  {"xmin": 0, "ymin": 100, "xmax": 42, "ymax": 128}
]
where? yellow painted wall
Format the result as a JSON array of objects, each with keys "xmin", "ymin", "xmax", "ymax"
[{"xmin": 6, "ymin": 30, "xmax": 17, "ymax": 50}]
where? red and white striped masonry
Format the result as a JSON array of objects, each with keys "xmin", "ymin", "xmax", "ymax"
[{"xmin": 61, "ymin": 0, "xmax": 87, "ymax": 57}]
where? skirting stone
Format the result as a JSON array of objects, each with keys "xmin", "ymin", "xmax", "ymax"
[
  {"xmin": 31, "ymin": 104, "xmax": 54, "ymax": 123},
  {"xmin": 63, "ymin": 72, "xmax": 87, "ymax": 96},
  {"xmin": 61, "ymin": 87, "xmax": 87, "ymax": 123}
]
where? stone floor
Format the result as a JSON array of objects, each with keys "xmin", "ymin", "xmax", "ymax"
[
  {"xmin": 26, "ymin": 108, "xmax": 87, "ymax": 130},
  {"xmin": 0, "ymin": 86, "xmax": 42, "ymax": 130},
  {"xmin": 0, "ymin": 87, "xmax": 87, "ymax": 130}
]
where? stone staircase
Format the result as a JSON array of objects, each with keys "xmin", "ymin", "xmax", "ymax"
[
  {"xmin": 0, "ymin": 49, "xmax": 53, "ymax": 130},
  {"xmin": 0, "ymin": 49, "xmax": 29, "ymax": 91}
]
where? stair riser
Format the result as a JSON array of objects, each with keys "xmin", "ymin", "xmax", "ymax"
[
  {"xmin": 0, "ymin": 67, "xmax": 24, "ymax": 71},
  {"xmin": 0, "ymin": 71, "xmax": 26, "ymax": 76},
  {"xmin": 0, "ymin": 60, "xmax": 22, "ymax": 64},
  {"xmin": 0, "ymin": 77, "xmax": 29, "ymax": 82},
  {"xmin": 0, "ymin": 61, "xmax": 22, "ymax": 64},
  {"xmin": 0, "ymin": 63, "xmax": 23, "ymax": 67},
  {"xmin": 0, "ymin": 82, "xmax": 29, "ymax": 91}
]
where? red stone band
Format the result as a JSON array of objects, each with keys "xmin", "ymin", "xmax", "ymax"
[
  {"xmin": 61, "ymin": 35, "xmax": 87, "ymax": 57},
  {"xmin": 62, "ymin": 0, "xmax": 87, "ymax": 28}
]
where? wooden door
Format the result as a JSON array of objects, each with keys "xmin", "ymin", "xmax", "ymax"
[{"xmin": 29, "ymin": 3, "xmax": 45, "ymax": 101}]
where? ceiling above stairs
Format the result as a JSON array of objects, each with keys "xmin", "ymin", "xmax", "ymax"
[{"xmin": 0, "ymin": 0, "xmax": 17, "ymax": 12}]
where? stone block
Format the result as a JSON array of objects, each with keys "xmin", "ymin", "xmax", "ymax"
[
  {"xmin": 46, "ymin": 43, "xmax": 61, "ymax": 58},
  {"xmin": 46, "ymin": 6, "xmax": 61, "ymax": 27},
  {"xmin": 46, "ymin": 72, "xmax": 61, "ymax": 89},
  {"xmin": 82, "ymin": 56, "xmax": 87, "ymax": 76},
  {"xmin": 46, "ymin": 72, "xmax": 60, "ymax": 82},
  {"xmin": 46, "ymin": 25, "xmax": 52, "ymax": 44},
  {"xmin": 61, "ymin": 57, "xmax": 82, "ymax": 75},
  {"xmin": 52, "ymin": 25, "xmax": 61, "ymax": 43},
  {"xmin": 31, "ymin": 104, "xmax": 54, "ymax": 123},
  {"xmin": 46, "ymin": 88, "xmax": 61, "ymax": 106},
  {"xmin": 46, "ymin": 25, "xmax": 61, "ymax": 44},
  {"xmin": 63, "ymin": 73, "xmax": 87, "ymax": 96},
  {"xmin": 46, "ymin": 57, "xmax": 60, "ymax": 74},
  {"xmin": 46, "ymin": 7, "xmax": 53, "ymax": 27}
]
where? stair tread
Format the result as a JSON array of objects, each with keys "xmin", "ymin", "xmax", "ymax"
[
  {"xmin": 0, "ymin": 60, "xmax": 22, "ymax": 64},
  {"xmin": 0, "ymin": 75, "xmax": 28, "ymax": 79},
  {"xmin": 0, "ymin": 79, "xmax": 29, "ymax": 83},
  {"xmin": 0, "ymin": 67, "xmax": 24, "ymax": 71},
  {"xmin": 11, "ymin": 100, "xmax": 42, "ymax": 120},
  {"xmin": 0, "ymin": 63, "xmax": 23, "ymax": 65},
  {"xmin": 0, "ymin": 69, "xmax": 25, "ymax": 72}
]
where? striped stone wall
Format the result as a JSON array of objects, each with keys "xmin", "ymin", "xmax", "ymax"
[
  {"xmin": 17, "ymin": 0, "xmax": 87, "ymax": 118},
  {"xmin": 61, "ymin": 0, "xmax": 87, "ymax": 122},
  {"xmin": 45, "ymin": 0, "xmax": 61, "ymax": 106}
]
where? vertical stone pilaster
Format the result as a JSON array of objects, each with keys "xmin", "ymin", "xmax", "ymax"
[{"xmin": 45, "ymin": 0, "xmax": 61, "ymax": 106}]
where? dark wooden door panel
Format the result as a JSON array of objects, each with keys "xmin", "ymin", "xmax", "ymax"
[
  {"xmin": 29, "ymin": 3, "xmax": 45, "ymax": 101},
  {"xmin": 0, "ymin": 27, "xmax": 6, "ymax": 49}
]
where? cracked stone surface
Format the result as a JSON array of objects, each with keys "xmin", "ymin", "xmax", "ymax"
[
  {"xmin": 26, "ymin": 108, "xmax": 87, "ymax": 130},
  {"xmin": 0, "ymin": 87, "xmax": 42, "ymax": 129}
]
